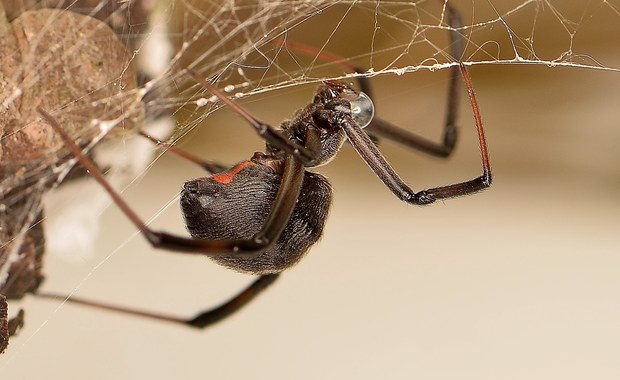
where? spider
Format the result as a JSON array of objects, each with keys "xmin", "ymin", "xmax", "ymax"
[{"xmin": 36, "ymin": 3, "xmax": 491, "ymax": 328}]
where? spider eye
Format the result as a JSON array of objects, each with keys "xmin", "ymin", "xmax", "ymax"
[{"xmin": 348, "ymin": 92, "xmax": 374, "ymax": 128}]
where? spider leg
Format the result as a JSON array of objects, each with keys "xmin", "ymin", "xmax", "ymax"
[
  {"xmin": 36, "ymin": 274, "xmax": 279, "ymax": 329},
  {"xmin": 187, "ymin": 70, "xmax": 321, "ymax": 166},
  {"xmin": 184, "ymin": 274, "xmax": 278, "ymax": 328},
  {"xmin": 358, "ymin": 2, "xmax": 463, "ymax": 158},
  {"xmin": 37, "ymin": 107, "xmax": 305, "ymax": 257},
  {"xmin": 342, "ymin": 64, "xmax": 492, "ymax": 205},
  {"xmin": 36, "ymin": 108, "xmax": 298, "ymax": 327},
  {"xmin": 139, "ymin": 131, "xmax": 228, "ymax": 174}
]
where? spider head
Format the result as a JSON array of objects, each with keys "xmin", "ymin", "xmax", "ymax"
[
  {"xmin": 315, "ymin": 80, "xmax": 375, "ymax": 129},
  {"xmin": 285, "ymin": 80, "xmax": 375, "ymax": 167}
]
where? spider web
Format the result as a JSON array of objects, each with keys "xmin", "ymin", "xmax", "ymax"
[{"xmin": 1, "ymin": 0, "xmax": 619, "ymax": 375}]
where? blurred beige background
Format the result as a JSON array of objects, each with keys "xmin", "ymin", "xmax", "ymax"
[{"xmin": 2, "ymin": 1, "xmax": 620, "ymax": 379}]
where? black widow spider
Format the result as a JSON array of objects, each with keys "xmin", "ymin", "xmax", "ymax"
[{"xmin": 36, "ymin": 3, "xmax": 491, "ymax": 328}]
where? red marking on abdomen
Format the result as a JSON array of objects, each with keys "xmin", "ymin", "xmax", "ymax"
[{"xmin": 213, "ymin": 161, "xmax": 254, "ymax": 184}]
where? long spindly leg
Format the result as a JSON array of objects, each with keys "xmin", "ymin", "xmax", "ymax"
[
  {"xmin": 36, "ymin": 274, "xmax": 279, "ymax": 329},
  {"xmin": 274, "ymin": 1, "xmax": 464, "ymax": 158},
  {"xmin": 362, "ymin": 1, "xmax": 464, "ymax": 158},
  {"xmin": 35, "ymin": 108, "xmax": 295, "ymax": 327},
  {"xmin": 343, "ymin": 64, "xmax": 492, "ymax": 205},
  {"xmin": 187, "ymin": 70, "xmax": 321, "ymax": 166},
  {"xmin": 37, "ymin": 107, "xmax": 305, "ymax": 257},
  {"xmin": 139, "ymin": 131, "xmax": 228, "ymax": 174}
]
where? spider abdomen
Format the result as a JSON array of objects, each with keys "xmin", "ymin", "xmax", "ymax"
[{"xmin": 180, "ymin": 160, "xmax": 332, "ymax": 274}]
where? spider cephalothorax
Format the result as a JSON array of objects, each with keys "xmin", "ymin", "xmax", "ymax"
[{"xmin": 273, "ymin": 80, "xmax": 375, "ymax": 167}]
